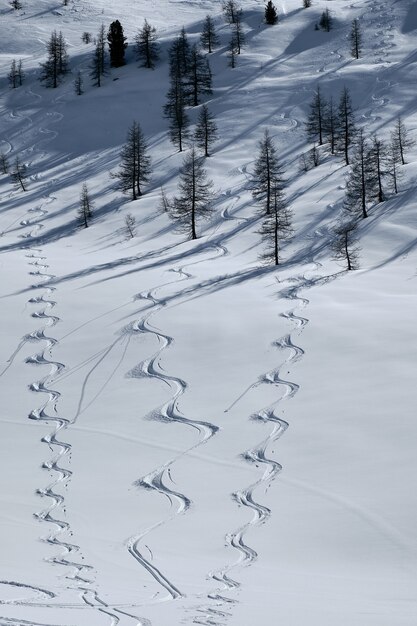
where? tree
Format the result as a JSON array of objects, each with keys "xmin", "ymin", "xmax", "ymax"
[
  {"xmin": 306, "ymin": 85, "xmax": 327, "ymax": 146},
  {"xmin": 194, "ymin": 105, "xmax": 218, "ymax": 157},
  {"xmin": 170, "ymin": 147, "xmax": 214, "ymax": 240},
  {"xmin": 319, "ymin": 8, "xmax": 332, "ymax": 31},
  {"xmin": 17, "ymin": 59, "xmax": 24, "ymax": 86},
  {"xmin": 350, "ymin": 18, "xmax": 362, "ymax": 59},
  {"xmin": 169, "ymin": 27, "xmax": 191, "ymax": 81},
  {"xmin": 185, "ymin": 45, "xmax": 212, "ymax": 106},
  {"xmin": 10, "ymin": 0, "xmax": 22, "ymax": 9},
  {"xmin": 125, "ymin": 213, "xmax": 136, "ymax": 238},
  {"xmin": 8, "ymin": 60, "xmax": 18, "ymax": 88},
  {"xmin": 228, "ymin": 37, "xmax": 238, "ymax": 67},
  {"xmin": 78, "ymin": 183, "xmax": 93, "ymax": 228},
  {"xmin": 259, "ymin": 180, "xmax": 292, "ymax": 265},
  {"xmin": 303, "ymin": 0, "xmax": 312, "ymax": 7},
  {"xmin": 200, "ymin": 15, "xmax": 220, "ymax": 53},
  {"xmin": 107, "ymin": 20, "xmax": 127, "ymax": 67},
  {"xmin": 114, "ymin": 121, "xmax": 152, "ymax": 200},
  {"xmin": 251, "ymin": 129, "xmax": 283, "ymax": 216},
  {"xmin": 387, "ymin": 141, "xmax": 403, "ymax": 194},
  {"xmin": 91, "ymin": 25, "xmax": 106, "ymax": 87},
  {"xmin": 343, "ymin": 129, "xmax": 370, "ymax": 219},
  {"xmin": 39, "ymin": 30, "xmax": 69, "ymax": 88},
  {"xmin": 164, "ymin": 76, "xmax": 190, "ymax": 152},
  {"xmin": 324, "ymin": 95, "xmax": 336, "ymax": 154},
  {"xmin": 0, "ymin": 153, "xmax": 9, "ymax": 175},
  {"xmin": 222, "ymin": 0, "xmax": 241, "ymax": 24},
  {"xmin": 391, "ymin": 117, "xmax": 414, "ymax": 165},
  {"xmin": 367, "ymin": 136, "xmax": 387, "ymax": 203},
  {"xmin": 81, "ymin": 32, "xmax": 92, "ymax": 44},
  {"xmin": 135, "ymin": 19, "xmax": 159, "ymax": 69},
  {"xmin": 233, "ymin": 10, "xmax": 245, "ymax": 54},
  {"xmin": 10, "ymin": 156, "xmax": 27, "ymax": 191},
  {"xmin": 336, "ymin": 86, "xmax": 357, "ymax": 165},
  {"xmin": 159, "ymin": 187, "xmax": 171, "ymax": 212},
  {"xmin": 332, "ymin": 218, "xmax": 360, "ymax": 271},
  {"xmin": 265, "ymin": 1, "xmax": 278, "ymax": 25},
  {"xmin": 74, "ymin": 70, "xmax": 83, "ymax": 95}
]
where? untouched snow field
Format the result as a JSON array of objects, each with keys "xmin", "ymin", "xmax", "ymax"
[{"xmin": 0, "ymin": 0, "xmax": 416, "ymax": 624}]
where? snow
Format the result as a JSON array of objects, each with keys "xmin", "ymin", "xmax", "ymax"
[{"xmin": 0, "ymin": 0, "xmax": 416, "ymax": 625}]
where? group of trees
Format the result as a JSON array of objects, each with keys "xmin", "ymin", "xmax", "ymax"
[
  {"xmin": 8, "ymin": 59, "xmax": 24, "ymax": 88},
  {"xmin": 0, "ymin": 153, "xmax": 28, "ymax": 192}
]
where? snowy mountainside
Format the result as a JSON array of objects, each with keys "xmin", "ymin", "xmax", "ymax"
[{"xmin": 0, "ymin": 1, "xmax": 416, "ymax": 625}]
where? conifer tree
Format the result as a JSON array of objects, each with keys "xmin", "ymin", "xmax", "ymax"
[
  {"xmin": 337, "ymin": 86, "xmax": 356, "ymax": 165},
  {"xmin": 114, "ymin": 121, "xmax": 152, "ymax": 200},
  {"xmin": 324, "ymin": 95, "xmax": 336, "ymax": 154},
  {"xmin": 228, "ymin": 37, "xmax": 238, "ymax": 67},
  {"xmin": 303, "ymin": 0, "xmax": 312, "ymax": 7},
  {"xmin": 17, "ymin": 59, "xmax": 24, "ymax": 86},
  {"xmin": 40, "ymin": 30, "xmax": 69, "ymax": 88},
  {"xmin": 194, "ymin": 105, "xmax": 218, "ymax": 157},
  {"xmin": 169, "ymin": 27, "xmax": 191, "ymax": 81},
  {"xmin": 319, "ymin": 8, "xmax": 332, "ymax": 31},
  {"xmin": 200, "ymin": 15, "xmax": 220, "ymax": 53},
  {"xmin": 306, "ymin": 85, "xmax": 327, "ymax": 146},
  {"xmin": 367, "ymin": 136, "xmax": 387, "ymax": 203},
  {"xmin": 343, "ymin": 129, "xmax": 370, "ymax": 219},
  {"xmin": 164, "ymin": 76, "xmax": 190, "ymax": 152},
  {"xmin": 350, "ymin": 18, "xmax": 362, "ymax": 59},
  {"xmin": 222, "ymin": 0, "xmax": 241, "ymax": 24},
  {"xmin": 332, "ymin": 218, "xmax": 360, "ymax": 270},
  {"xmin": 135, "ymin": 19, "xmax": 160, "ymax": 69},
  {"xmin": 78, "ymin": 182, "xmax": 94, "ymax": 228},
  {"xmin": 0, "ymin": 152, "xmax": 9, "ymax": 175},
  {"xmin": 8, "ymin": 60, "xmax": 18, "ymax": 88},
  {"xmin": 259, "ymin": 180, "xmax": 292, "ymax": 265},
  {"xmin": 10, "ymin": 156, "xmax": 27, "ymax": 191},
  {"xmin": 81, "ymin": 32, "xmax": 92, "ymax": 44},
  {"xmin": 74, "ymin": 70, "xmax": 83, "ymax": 95},
  {"xmin": 107, "ymin": 20, "xmax": 127, "ymax": 67},
  {"xmin": 391, "ymin": 117, "xmax": 414, "ymax": 165},
  {"xmin": 170, "ymin": 147, "xmax": 214, "ymax": 240},
  {"xmin": 233, "ymin": 10, "xmax": 245, "ymax": 54},
  {"xmin": 387, "ymin": 141, "xmax": 402, "ymax": 194},
  {"xmin": 251, "ymin": 129, "xmax": 282, "ymax": 215},
  {"xmin": 91, "ymin": 24, "xmax": 106, "ymax": 87},
  {"xmin": 185, "ymin": 45, "xmax": 212, "ymax": 106},
  {"xmin": 265, "ymin": 1, "xmax": 278, "ymax": 25},
  {"xmin": 10, "ymin": 0, "xmax": 22, "ymax": 9}
]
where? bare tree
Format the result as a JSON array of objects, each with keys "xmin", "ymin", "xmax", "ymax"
[
  {"xmin": 164, "ymin": 76, "xmax": 190, "ymax": 152},
  {"xmin": 10, "ymin": 157, "xmax": 27, "ymax": 191},
  {"xmin": 387, "ymin": 141, "xmax": 403, "ymax": 194},
  {"xmin": 233, "ymin": 10, "xmax": 245, "ymax": 54},
  {"xmin": 200, "ymin": 15, "xmax": 220, "ymax": 53},
  {"xmin": 336, "ymin": 86, "xmax": 357, "ymax": 165},
  {"xmin": 135, "ymin": 19, "xmax": 160, "ymax": 69},
  {"xmin": 350, "ymin": 18, "xmax": 362, "ymax": 59},
  {"xmin": 114, "ymin": 121, "xmax": 152, "ymax": 200},
  {"xmin": 78, "ymin": 182, "xmax": 93, "ymax": 228},
  {"xmin": 343, "ymin": 129, "xmax": 370, "ymax": 219},
  {"xmin": 91, "ymin": 24, "xmax": 106, "ymax": 87},
  {"xmin": 251, "ymin": 129, "xmax": 283, "ymax": 215},
  {"xmin": 8, "ymin": 60, "xmax": 18, "ymax": 88},
  {"xmin": 367, "ymin": 135, "xmax": 387, "ymax": 203},
  {"xmin": 124, "ymin": 213, "xmax": 136, "ymax": 238},
  {"xmin": 39, "ymin": 30, "xmax": 69, "ymax": 88},
  {"xmin": 259, "ymin": 181, "xmax": 292, "ymax": 265},
  {"xmin": 170, "ymin": 147, "xmax": 214, "ymax": 240},
  {"xmin": 0, "ymin": 152, "xmax": 9, "ymax": 174},
  {"xmin": 332, "ymin": 218, "xmax": 360, "ymax": 270},
  {"xmin": 391, "ymin": 117, "xmax": 414, "ymax": 165},
  {"xmin": 306, "ymin": 85, "xmax": 327, "ymax": 146},
  {"xmin": 74, "ymin": 70, "xmax": 83, "ymax": 95},
  {"xmin": 222, "ymin": 0, "xmax": 241, "ymax": 24},
  {"xmin": 194, "ymin": 104, "xmax": 218, "ymax": 157},
  {"xmin": 228, "ymin": 37, "xmax": 238, "ymax": 67}
]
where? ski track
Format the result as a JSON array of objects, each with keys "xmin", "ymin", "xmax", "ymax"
[
  {"xmin": 193, "ymin": 268, "xmax": 314, "ymax": 625},
  {"xmin": 125, "ymin": 248, "xmax": 227, "ymax": 608}
]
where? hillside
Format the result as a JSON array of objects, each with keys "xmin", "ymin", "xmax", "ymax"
[{"xmin": 0, "ymin": 1, "xmax": 416, "ymax": 625}]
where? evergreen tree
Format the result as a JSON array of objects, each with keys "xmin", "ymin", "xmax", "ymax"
[
  {"xmin": 114, "ymin": 121, "xmax": 152, "ymax": 200},
  {"xmin": 387, "ymin": 141, "xmax": 403, "ymax": 195},
  {"xmin": 194, "ymin": 104, "xmax": 218, "ymax": 157},
  {"xmin": 164, "ymin": 76, "xmax": 190, "ymax": 152},
  {"xmin": 170, "ymin": 147, "xmax": 214, "ymax": 240},
  {"xmin": 343, "ymin": 129, "xmax": 370, "ymax": 219},
  {"xmin": 332, "ymin": 218, "xmax": 360, "ymax": 271},
  {"xmin": 319, "ymin": 8, "xmax": 332, "ymax": 31},
  {"xmin": 228, "ymin": 37, "xmax": 238, "ymax": 67},
  {"xmin": 91, "ymin": 24, "xmax": 106, "ymax": 87},
  {"xmin": 350, "ymin": 18, "xmax": 362, "ymax": 59},
  {"xmin": 10, "ymin": 156, "xmax": 27, "ymax": 191},
  {"xmin": 367, "ymin": 135, "xmax": 387, "ymax": 203},
  {"xmin": 222, "ymin": 0, "xmax": 241, "ymax": 24},
  {"xmin": 306, "ymin": 85, "xmax": 327, "ymax": 146},
  {"xmin": 39, "ymin": 30, "xmax": 69, "ymax": 88},
  {"xmin": 107, "ymin": 20, "xmax": 127, "ymax": 67},
  {"xmin": 336, "ymin": 86, "xmax": 357, "ymax": 165},
  {"xmin": 81, "ymin": 32, "xmax": 92, "ymax": 44},
  {"xmin": 200, "ymin": 15, "xmax": 220, "ymax": 53},
  {"xmin": 251, "ymin": 129, "xmax": 283, "ymax": 215},
  {"xmin": 391, "ymin": 116, "xmax": 414, "ymax": 165},
  {"xmin": 324, "ymin": 95, "xmax": 336, "ymax": 154},
  {"xmin": 185, "ymin": 45, "xmax": 212, "ymax": 106},
  {"xmin": 303, "ymin": 0, "xmax": 312, "ymax": 7},
  {"xmin": 74, "ymin": 70, "xmax": 83, "ymax": 95},
  {"xmin": 78, "ymin": 182, "xmax": 93, "ymax": 228},
  {"xmin": 17, "ymin": 59, "xmax": 24, "ymax": 86},
  {"xmin": 258, "ymin": 180, "xmax": 292, "ymax": 265},
  {"xmin": 233, "ymin": 10, "xmax": 245, "ymax": 54},
  {"xmin": 0, "ymin": 152, "xmax": 9, "ymax": 175},
  {"xmin": 10, "ymin": 0, "xmax": 22, "ymax": 9},
  {"xmin": 265, "ymin": 1, "xmax": 278, "ymax": 25},
  {"xmin": 135, "ymin": 19, "xmax": 160, "ymax": 69},
  {"xmin": 8, "ymin": 60, "xmax": 18, "ymax": 88}
]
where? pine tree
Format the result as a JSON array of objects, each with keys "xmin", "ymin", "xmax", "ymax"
[
  {"xmin": 303, "ymin": 0, "xmax": 312, "ymax": 7},
  {"xmin": 319, "ymin": 8, "xmax": 332, "ymax": 31},
  {"xmin": 164, "ymin": 76, "xmax": 190, "ymax": 152},
  {"xmin": 324, "ymin": 95, "xmax": 336, "ymax": 154},
  {"xmin": 78, "ymin": 183, "xmax": 94, "ymax": 228},
  {"xmin": 91, "ymin": 24, "xmax": 106, "ymax": 87},
  {"xmin": 350, "ymin": 18, "xmax": 362, "ymax": 59},
  {"xmin": 332, "ymin": 218, "xmax": 360, "ymax": 271},
  {"xmin": 233, "ymin": 10, "xmax": 245, "ymax": 54},
  {"xmin": 0, "ymin": 152, "xmax": 9, "ymax": 175},
  {"xmin": 391, "ymin": 117, "xmax": 414, "ymax": 165},
  {"xmin": 107, "ymin": 20, "xmax": 127, "ymax": 68},
  {"xmin": 124, "ymin": 213, "xmax": 136, "ymax": 238},
  {"xmin": 200, "ymin": 15, "xmax": 220, "ymax": 53},
  {"xmin": 74, "ymin": 70, "xmax": 83, "ymax": 95},
  {"xmin": 169, "ymin": 28, "xmax": 191, "ymax": 81},
  {"xmin": 81, "ymin": 32, "xmax": 92, "ymax": 44},
  {"xmin": 259, "ymin": 180, "xmax": 292, "ymax": 265},
  {"xmin": 135, "ymin": 19, "xmax": 160, "ymax": 69},
  {"xmin": 10, "ymin": 0, "xmax": 22, "ymax": 9},
  {"xmin": 170, "ymin": 147, "xmax": 214, "ymax": 240},
  {"xmin": 194, "ymin": 105, "xmax": 218, "ymax": 157},
  {"xmin": 337, "ymin": 86, "xmax": 357, "ymax": 165},
  {"xmin": 17, "ymin": 59, "xmax": 24, "ymax": 86},
  {"xmin": 222, "ymin": 0, "xmax": 241, "ymax": 24},
  {"xmin": 228, "ymin": 37, "xmax": 238, "ymax": 67},
  {"xmin": 265, "ymin": 1, "xmax": 278, "ymax": 25},
  {"xmin": 251, "ymin": 129, "xmax": 283, "ymax": 215},
  {"xmin": 8, "ymin": 60, "xmax": 18, "ymax": 88},
  {"xmin": 387, "ymin": 141, "xmax": 403, "ymax": 194},
  {"xmin": 185, "ymin": 45, "xmax": 212, "ymax": 106},
  {"xmin": 306, "ymin": 85, "xmax": 327, "ymax": 146},
  {"xmin": 114, "ymin": 121, "xmax": 152, "ymax": 200},
  {"xmin": 343, "ymin": 129, "xmax": 370, "ymax": 219},
  {"xmin": 39, "ymin": 30, "xmax": 69, "ymax": 88},
  {"xmin": 10, "ymin": 156, "xmax": 27, "ymax": 191},
  {"xmin": 367, "ymin": 136, "xmax": 387, "ymax": 203}
]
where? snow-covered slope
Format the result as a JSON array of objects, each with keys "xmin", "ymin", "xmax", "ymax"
[{"xmin": 0, "ymin": 1, "xmax": 416, "ymax": 625}]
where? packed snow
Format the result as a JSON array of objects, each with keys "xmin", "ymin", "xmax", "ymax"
[{"xmin": 0, "ymin": 0, "xmax": 416, "ymax": 625}]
